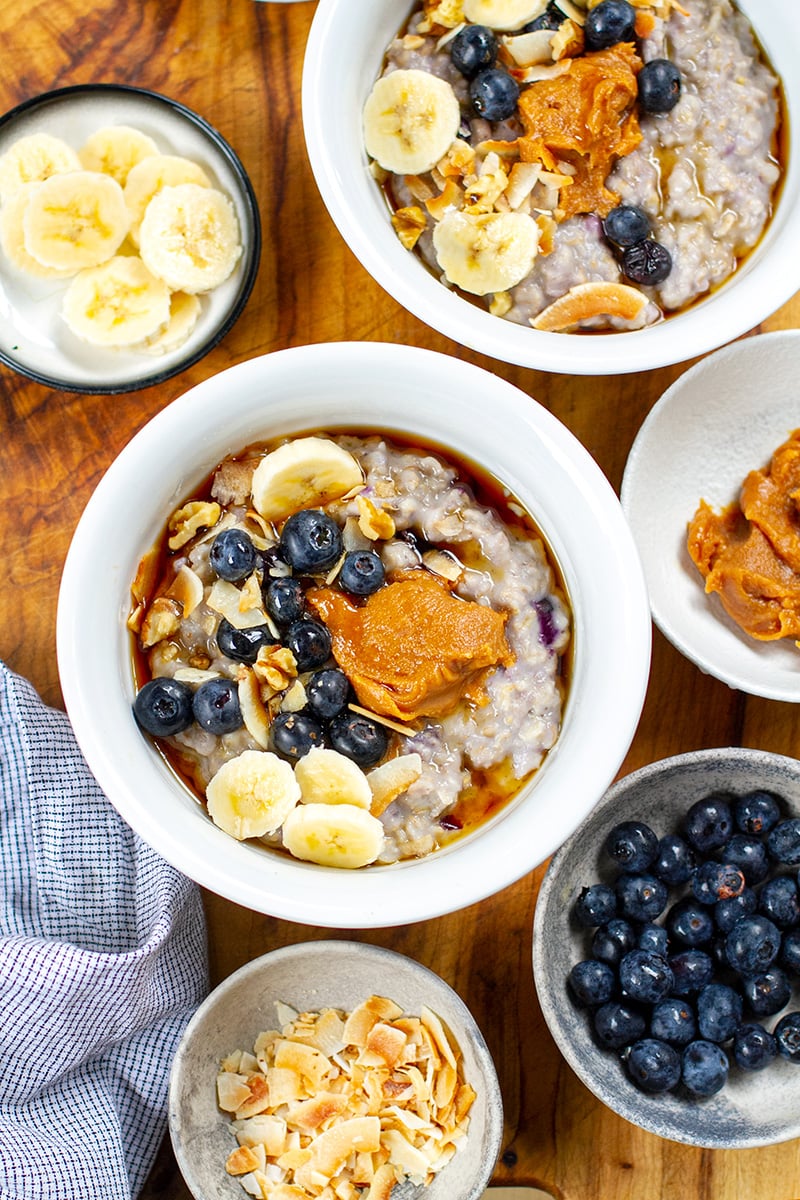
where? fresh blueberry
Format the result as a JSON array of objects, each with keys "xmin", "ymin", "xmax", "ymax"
[
  {"xmin": 668, "ymin": 949, "xmax": 714, "ymax": 997},
  {"xmin": 339, "ymin": 550, "xmax": 385, "ymax": 596},
  {"xmin": 780, "ymin": 930, "xmax": 800, "ymax": 976},
  {"xmin": 592, "ymin": 918, "xmax": 637, "ymax": 966},
  {"xmin": 133, "ymin": 677, "xmax": 194, "ymax": 737},
  {"xmin": 605, "ymin": 820, "xmax": 658, "ymax": 873},
  {"xmin": 652, "ymin": 833, "xmax": 695, "ymax": 886},
  {"xmin": 683, "ymin": 793, "xmax": 734, "ymax": 855},
  {"xmin": 279, "ymin": 510, "xmax": 343, "ymax": 574},
  {"xmin": 622, "ymin": 239, "xmax": 672, "ymax": 285},
  {"xmin": 696, "ymin": 982, "xmax": 742, "ymax": 1043},
  {"xmin": 638, "ymin": 923, "xmax": 669, "ymax": 956},
  {"xmin": 758, "ymin": 875, "xmax": 800, "ymax": 929},
  {"xmin": 593, "ymin": 1000, "xmax": 647, "ymax": 1050},
  {"xmin": 328, "ymin": 710, "xmax": 389, "ymax": 767},
  {"xmin": 734, "ymin": 789, "xmax": 781, "ymax": 836},
  {"xmin": 264, "ymin": 576, "xmax": 305, "ymax": 626},
  {"xmin": 733, "ymin": 1022, "xmax": 778, "ymax": 1071},
  {"xmin": 637, "ymin": 59, "xmax": 682, "ymax": 114},
  {"xmin": 616, "ymin": 872, "xmax": 668, "ymax": 922},
  {"xmin": 619, "ymin": 950, "xmax": 673, "ymax": 1005},
  {"xmin": 285, "ymin": 618, "xmax": 332, "ymax": 671},
  {"xmin": 665, "ymin": 897, "xmax": 714, "ymax": 947},
  {"xmin": 216, "ymin": 618, "xmax": 272, "ymax": 664},
  {"xmin": 714, "ymin": 887, "xmax": 757, "ymax": 934},
  {"xmin": 449, "ymin": 23, "xmax": 497, "ymax": 77},
  {"xmin": 270, "ymin": 711, "xmax": 325, "ymax": 761},
  {"xmin": 568, "ymin": 959, "xmax": 616, "ymax": 1007},
  {"xmin": 625, "ymin": 1038, "xmax": 681, "ymax": 1094},
  {"xmin": 650, "ymin": 998, "xmax": 696, "ymax": 1047},
  {"xmin": 725, "ymin": 914, "xmax": 782, "ymax": 975},
  {"xmin": 583, "ymin": 0, "xmax": 636, "ymax": 50},
  {"xmin": 305, "ymin": 668, "xmax": 351, "ymax": 722},
  {"xmin": 574, "ymin": 883, "xmax": 618, "ymax": 928},
  {"xmin": 767, "ymin": 819, "xmax": 800, "ymax": 866},
  {"xmin": 192, "ymin": 678, "xmax": 243, "ymax": 735},
  {"xmin": 774, "ymin": 1011, "xmax": 800, "ymax": 1062},
  {"xmin": 691, "ymin": 861, "xmax": 745, "ymax": 906},
  {"xmin": 209, "ymin": 528, "xmax": 257, "ymax": 582},
  {"xmin": 602, "ymin": 204, "xmax": 650, "ymax": 249},
  {"xmin": 741, "ymin": 966, "xmax": 791, "ymax": 1017},
  {"xmin": 681, "ymin": 1040, "xmax": 729, "ymax": 1097},
  {"xmin": 716, "ymin": 834, "xmax": 769, "ymax": 886},
  {"xmin": 523, "ymin": 3, "xmax": 565, "ymax": 31},
  {"xmin": 469, "ymin": 68, "xmax": 520, "ymax": 121}
]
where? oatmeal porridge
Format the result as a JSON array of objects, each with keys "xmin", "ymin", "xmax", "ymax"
[
  {"xmin": 363, "ymin": 0, "xmax": 781, "ymax": 332},
  {"xmin": 129, "ymin": 432, "xmax": 570, "ymax": 868}
]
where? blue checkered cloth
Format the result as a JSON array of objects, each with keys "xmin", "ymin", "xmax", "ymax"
[{"xmin": 0, "ymin": 663, "xmax": 209, "ymax": 1199}]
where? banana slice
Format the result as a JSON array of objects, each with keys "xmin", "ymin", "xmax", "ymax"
[
  {"xmin": 463, "ymin": 0, "xmax": 549, "ymax": 30},
  {"xmin": 62, "ymin": 255, "xmax": 171, "ymax": 347},
  {"xmin": 124, "ymin": 153, "xmax": 212, "ymax": 245},
  {"xmin": 281, "ymin": 802, "xmax": 385, "ymax": 869},
  {"xmin": 251, "ymin": 436, "xmax": 363, "ymax": 523},
  {"xmin": 0, "ymin": 132, "xmax": 81, "ymax": 203},
  {"xmin": 0, "ymin": 185, "xmax": 75, "ymax": 277},
  {"xmin": 138, "ymin": 290, "xmax": 201, "ymax": 355},
  {"xmin": 295, "ymin": 747, "xmax": 372, "ymax": 809},
  {"xmin": 363, "ymin": 69, "xmax": 461, "ymax": 175},
  {"xmin": 138, "ymin": 182, "xmax": 242, "ymax": 294},
  {"xmin": 79, "ymin": 124, "xmax": 160, "ymax": 186},
  {"xmin": 432, "ymin": 208, "xmax": 540, "ymax": 295},
  {"xmin": 23, "ymin": 170, "xmax": 130, "ymax": 271},
  {"xmin": 206, "ymin": 749, "xmax": 301, "ymax": 840}
]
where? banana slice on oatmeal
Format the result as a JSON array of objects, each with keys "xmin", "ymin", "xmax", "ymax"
[
  {"xmin": 433, "ymin": 208, "xmax": 541, "ymax": 295},
  {"xmin": 363, "ymin": 68, "xmax": 461, "ymax": 175}
]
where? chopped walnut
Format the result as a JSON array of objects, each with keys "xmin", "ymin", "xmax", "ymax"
[
  {"xmin": 253, "ymin": 645, "xmax": 298, "ymax": 693},
  {"xmin": 356, "ymin": 495, "xmax": 396, "ymax": 541},
  {"xmin": 390, "ymin": 205, "xmax": 427, "ymax": 250},
  {"xmin": 167, "ymin": 501, "xmax": 221, "ymax": 551},
  {"xmin": 140, "ymin": 596, "xmax": 182, "ymax": 649}
]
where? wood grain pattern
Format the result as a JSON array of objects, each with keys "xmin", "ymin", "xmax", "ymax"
[{"xmin": 0, "ymin": 1, "xmax": 798, "ymax": 1197}]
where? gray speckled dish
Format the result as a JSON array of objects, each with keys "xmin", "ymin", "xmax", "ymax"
[
  {"xmin": 533, "ymin": 747, "xmax": 800, "ymax": 1148},
  {"xmin": 169, "ymin": 940, "xmax": 503, "ymax": 1199}
]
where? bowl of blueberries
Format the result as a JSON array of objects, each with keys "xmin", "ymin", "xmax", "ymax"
[{"xmin": 533, "ymin": 746, "xmax": 800, "ymax": 1147}]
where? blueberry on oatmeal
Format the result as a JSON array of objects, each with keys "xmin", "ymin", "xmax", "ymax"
[
  {"xmin": 271, "ymin": 711, "xmax": 325, "ymax": 761},
  {"xmin": 637, "ymin": 59, "xmax": 682, "ymax": 114},
  {"xmin": 133, "ymin": 677, "xmax": 193, "ymax": 737},
  {"xmin": 279, "ymin": 509, "xmax": 343, "ymax": 574},
  {"xmin": 209, "ymin": 528, "xmax": 257, "ymax": 582},
  {"xmin": 583, "ymin": 0, "xmax": 637, "ymax": 51},
  {"xmin": 285, "ymin": 617, "xmax": 332, "ymax": 672},
  {"xmin": 468, "ymin": 68, "xmax": 520, "ymax": 122},
  {"xmin": 339, "ymin": 549, "xmax": 385, "ymax": 596},
  {"xmin": 449, "ymin": 23, "xmax": 497, "ymax": 79},
  {"xmin": 192, "ymin": 678, "xmax": 243, "ymax": 735},
  {"xmin": 328, "ymin": 710, "xmax": 388, "ymax": 768},
  {"xmin": 264, "ymin": 576, "xmax": 305, "ymax": 626}
]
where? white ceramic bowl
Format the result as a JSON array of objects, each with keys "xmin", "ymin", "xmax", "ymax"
[
  {"xmin": 621, "ymin": 330, "xmax": 800, "ymax": 701},
  {"xmin": 168, "ymin": 940, "xmax": 503, "ymax": 1200},
  {"xmin": 57, "ymin": 341, "xmax": 651, "ymax": 926},
  {"xmin": 301, "ymin": 1, "xmax": 799, "ymax": 375}
]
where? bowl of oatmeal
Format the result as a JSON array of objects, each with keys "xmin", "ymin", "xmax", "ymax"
[
  {"xmin": 302, "ymin": 0, "xmax": 799, "ymax": 374},
  {"xmin": 57, "ymin": 341, "xmax": 651, "ymax": 925}
]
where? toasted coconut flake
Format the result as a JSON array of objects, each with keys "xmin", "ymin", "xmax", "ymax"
[
  {"xmin": 420, "ymin": 1007, "xmax": 458, "ymax": 1070},
  {"xmin": 403, "ymin": 174, "xmax": 435, "ymax": 203},
  {"xmin": 421, "ymin": 547, "xmax": 463, "ymax": 582},
  {"xmin": 165, "ymin": 564, "xmax": 204, "ymax": 617},
  {"xmin": 218, "ymin": 1072, "xmax": 253, "ymax": 1113},
  {"xmin": 535, "ymin": 211, "xmax": 557, "ymax": 255},
  {"xmin": 274, "ymin": 1040, "xmax": 333, "ymax": 1089},
  {"xmin": 267, "ymin": 1065, "xmax": 307, "ymax": 1107},
  {"xmin": 502, "ymin": 29, "xmax": 555, "ymax": 67},
  {"xmin": 227, "ymin": 1145, "xmax": 264, "ymax": 1176},
  {"xmin": 236, "ymin": 1113, "xmax": 289, "ymax": 1157},
  {"xmin": 367, "ymin": 754, "xmax": 423, "ymax": 817},
  {"xmin": 356, "ymin": 495, "xmax": 395, "ymax": 540},
  {"xmin": 425, "ymin": 178, "xmax": 464, "ymax": 222},
  {"xmin": 513, "ymin": 58, "xmax": 571, "ymax": 84},
  {"xmin": 391, "ymin": 205, "xmax": 427, "ymax": 251},
  {"xmin": 286, "ymin": 1093, "xmax": 350, "ymax": 1133},
  {"xmin": 167, "ymin": 500, "xmax": 221, "ymax": 551},
  {"xmin": 208, "ymin": 579, "xmax": 270, "ymax": 630},
  {"xmin": 239, "ymin": 572, "xmax": 263, "ymax": 613},
  {"xmin": 531, "ymin": 280, "xmax": 648, "ymax": 330},
  {"xmin": 236, "ymin": 1073, "xmax": 273, "ymax": 1120},
  {"xmin": 505, "ymin": 162, "xmax": 541, "ymax": 211},
  {"xmin": 475, "ymin": 138, "xmax": 520, "ymax": 160},
  {"xmin": 366, "ymin": 1023, "xmax": 407, "ymax": 1069},
  {"xmin": 130, "ymin": 545, "xmax": 160, "ymax": 607},
  {"xmin": 552, "ymin": 17, "xmax": 584, "ymax": 58},
  {"xmin": 347, "ymin": 704, "xmax": 414, "ymax": 738},
  {"xmin": 281, "ymin": 679, "xmax": 308, "ymax": 714},
  {"xmin": 238, "ymin": 667, "xmax": 271, "ymax": 748},
  {"xmin": 437, "ymin": 139, "xmax": 476, "ymax": 179},
  {"xmin": 379, "ymin": 1129, "xmax": 431, "ymax": 1180},
  {"xmin": 174, "ymin": 666, "xmax": 221, "ymax": 685}
]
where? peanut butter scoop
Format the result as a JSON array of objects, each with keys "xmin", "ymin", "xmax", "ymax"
[{"xmin": 306, "ymin": 569, "xmax": 513, "ymax": 722}]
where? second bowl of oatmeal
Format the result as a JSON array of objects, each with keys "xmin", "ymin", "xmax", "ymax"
[
  {"xmin": 57, "ymin": 341, "xmax": 651, "ymax": 926},
  {"xmin": 302, "ymin": 0, "xmax": 799, "ymax": 374}
]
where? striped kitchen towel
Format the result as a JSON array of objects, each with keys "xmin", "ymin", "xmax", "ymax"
[{"xmin": 0, "ymin": 662, "xmax": 209, "ymax": 1199}]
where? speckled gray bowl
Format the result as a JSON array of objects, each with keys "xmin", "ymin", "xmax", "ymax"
[
  {"xmin": 533, "ymin": 747, "xmax": 800, "ymax": 1148},
  {"xmin": 169, "ymin": 940, "xmax": 502, "ymax": 1199}
]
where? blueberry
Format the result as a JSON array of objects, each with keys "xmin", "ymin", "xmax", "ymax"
[
  {"xmin": 605, "ymin": 820, "xmax": 658, "ymax": 873},
  {"xmin": 733, "ymin": 1022, "xmax": 778, "ymax": 1071},
  {"xmin": 626, "ymin": 1038, "xmax": 681, "ymax": 1094},
  {"xmin": 734, "ymin": 789, "xmax": 781, "ymax": 836},
  {"xmin": 725, "ymin": 914, "xmax": 782, "ymax": 975},
  {"xmin": 691, "ymin": 861, "xmax": 745, "ymax": 906},
  {"xmin": 714, "ymin": 887, "xmax": 757, "ymax": 934},
  {"xmin": 638, "ymin": 923, "xmax": 668, "ymax": 956},
  {"xmin": 305, "ymin": 668, "xmax": 351, "ymax": 722},
  {"xmin": 192, "ymin": 678, "xmax": 243, "ymax": 735},
  {"xmin": 593, "ymin": 1000, "xmax": 647, "ymax": 1050},
  {"xmin": 583, "ymin": 0, "xmax": 636, "ymax": 50},
  {"xmin": 774, "ymin": 1011, "xmax": 800, "ymax": 1062},
  {"xmin": 716, "ymin": 834, "xmax": 769, "ymax": 886},
  {"xmin": 264, "ymin": 576, "xmax": 305, "ymax": 626},
  {"xmin": 339, "ymin": 550, "xmax": 385, "ymax": 596},
  {"xmin": 681, "ymin": 1040, "xmax": 729, "ymax": 1097},
  {"xmin": 592, "ymin": 918, "xmax": 637, "ymax": 966},
  {"xmin": 328, "ymin": 710, "xmax": 388, "ymax": 767},
  {"xmin": 285, "ymin": 618, "xmax": 332, "ymax": 671},
  {"xmin": 622, "ymin": 239, "xmax": 672, "ymax": 286},
  {"xmin": 209, "ymin": 528, "xmax": 257, "ymax": 582},
  {"xmin": 758, "ymin": 875, "xmax": 800, "ymax": 929},
  {"xmin": 271, "ymin": 711, "xmax": 325, "ymax": 761},
  {"xmin": 780, "ymin": 930, "xmax": 800, "ymax": 976},
  {"xmin": 568, "ymin": 959, "xmax": 616, "ymax": 1007},
  {"xmin": 650, "ymin": 998, "xmax": 696, "ymax": 1047},
  {"xmin": 574, "ymin": 883, "xmax": 618, "ymax": 928},
  {"xmin": 523, "ymin": 3, "xmax": 565, "ymax": 32},
  {"xmin": 602, "ymin": 204, "xmax": 650, "ymax": 249},
  {"xmin": 469, "ymin": 68, "xmax": 520, "ymax": 122},
  {"xmin": 619, "ymin": 949, "xmax": 673, "ymax": 1005},
  {"xmin": 652, "ymin": 833, "xmax": 695, "ymax": 886},
  {"xmin": 637, "ymin": 58, "xmax": 682, "ymax": 114},
  {"xmin": 683, "ymin": 793, "xmax": 734, "ymax": 855},
  {"xmin": 450, "ymin": 23, "xmax": 497, "ymax": 78},
  {"xmin": 279, "ymin": 510, "xmax": 343, "ymax": 574},
  {"xmin": 616, "ymin": 872, "xmax": 668, "ymax": 922},
  {"xmin": 668, "ymin": 949, "xmax": 714, "ymax": 997},
  {"xmin": 696, "ymin": 982, "xmax": 742, "ymax": 1043},
  {"xmin": 216, "ymin": 618, "xmax": 272, "ymax": 664},
  {"xmin": 666, "ymin": 898, "xmax": 714, "ymax": 947},
  {"xmin": 133, "ymin": 677, "xmax": 194, "ymax": 737},
  {"xmin": 767, "ymin": 819, "xmax": 800, "ymax": 866},
  {"xmin": 741, "ymin": 966, "xmax": 791, "ymax": 1017}
]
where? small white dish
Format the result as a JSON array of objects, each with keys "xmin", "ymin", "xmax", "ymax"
[{"xmin": 621, "ymin": 329, "xmax": 800, "ymax": 701}]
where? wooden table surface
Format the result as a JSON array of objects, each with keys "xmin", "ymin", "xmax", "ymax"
[{"xmin": 2, "ymin": 1, "xmax": 799, "ymax": 1197}]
